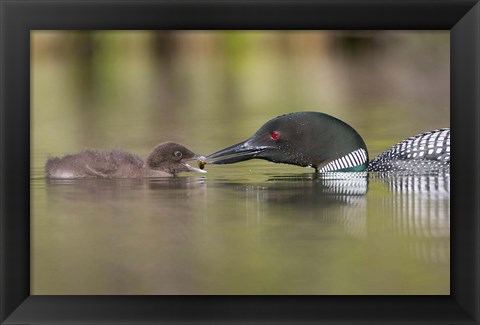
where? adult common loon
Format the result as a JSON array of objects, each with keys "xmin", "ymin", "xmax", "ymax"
[
  {"xmin": 205, "ymin": 112, "xmax": 450, "ymax": 173},
  {"xmin": 45, "ymin": 142, "xmax": 206, "ymax": 178}
]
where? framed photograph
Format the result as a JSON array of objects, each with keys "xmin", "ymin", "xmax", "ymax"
[{"xmin": 1, "ymin": 0, "xmax": 479, "ymax": 324}]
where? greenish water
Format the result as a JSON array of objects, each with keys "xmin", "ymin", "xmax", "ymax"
[
  {"xmin": 31, "ymin": 167, "xmax": 449, "ymax": 295},
  {"xmin": 31, "ymin": 30, "xmax": 449, "ymax": 295}
]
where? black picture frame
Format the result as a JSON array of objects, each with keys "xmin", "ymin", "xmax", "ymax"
[{"xmin": 1, "ymin": 0, "xmax": 479, "ymax": 324}]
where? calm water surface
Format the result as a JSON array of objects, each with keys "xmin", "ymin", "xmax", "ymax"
[
  {"xmin": 31, "ymin": 31, "xmax": 449, "ymax": 294},
  {"xmin": 31, "ymin": 163, "xmax": 449, "ymax": 295}
]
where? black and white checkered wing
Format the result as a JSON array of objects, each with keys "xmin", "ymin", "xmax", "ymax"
[{"xmin": 367, "ymin": 128, "xmax": 450, "ymax": 173}]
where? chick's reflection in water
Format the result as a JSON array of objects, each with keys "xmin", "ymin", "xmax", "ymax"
[
  {"xmin": 42, "ymin": 176, "xmax": 209, "ymax": 294},
  {"xmin": 46, "ymin": 177, "xmax": 207, "ymax": 200}
]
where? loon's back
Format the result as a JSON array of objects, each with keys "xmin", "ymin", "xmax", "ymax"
[{"xmin": 367, "ymin": 128, "xmax": 450, "ymax": 173}]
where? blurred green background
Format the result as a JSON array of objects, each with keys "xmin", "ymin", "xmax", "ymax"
[
  {"xmin": 31, "ymin": 31, "xmax": 449, "ymax": 295},
  {"xmin": 32, "ymin": 31, "xmax": 449, "ymax": 169}
]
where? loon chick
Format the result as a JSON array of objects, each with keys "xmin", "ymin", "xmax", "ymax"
[
  {"xmin": 205, "ymin": 112, "xmax": 450, "ymax": 173},
  {"xmin": 45, "ymin": 142, "xmax": 206, "ymax": 179}
]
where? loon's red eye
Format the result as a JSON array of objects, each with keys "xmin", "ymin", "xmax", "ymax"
[{"xmin": 271, "ymin": 131, "xmax": 280, "ymax": 140}]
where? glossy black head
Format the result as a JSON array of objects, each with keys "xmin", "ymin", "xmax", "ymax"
[
  {"xmin": 146, "ymin": 142, "xmax": 206, "ymax": 175},
  {"xmin": 206, "ymin": 112, "xmax": 368, "ymax": 170}
]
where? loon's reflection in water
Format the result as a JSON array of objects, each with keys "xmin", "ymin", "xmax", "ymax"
[
  {"xmin": 39, "ymin": 171, "xmax": 449, "ymax": 294},
  {"xmin": 370, "ymin": 172, "xmax": 450, "ymax": 264},
  {"xmin": 207, "ymin": 171, "xmax": 449, "ymax": 264},
  {"xmin": 46, "ymin": 172, "xmax": 449, "ymax": 266}
]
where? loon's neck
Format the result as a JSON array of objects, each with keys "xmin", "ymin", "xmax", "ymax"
[
  {"xmin": 318, "ymin": 148, "xmax": 369, "ymax": 172},
  {"xmin": 317, "ymin": 128, "xmax": 450, "ymax": 173}
]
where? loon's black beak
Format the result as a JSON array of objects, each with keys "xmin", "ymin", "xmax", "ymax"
[{"xmin": 206, "ymin": 141, "xmax": 273, "ymax": 164}]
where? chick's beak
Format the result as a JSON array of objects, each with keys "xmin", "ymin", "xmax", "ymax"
[{"xmin": 182, "ymin": 154, "xmax": 207, "ymax": 173}]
